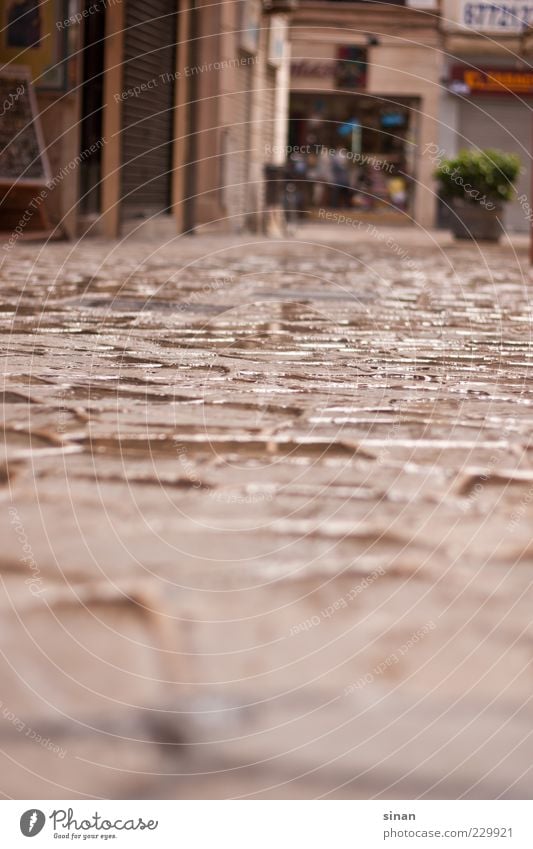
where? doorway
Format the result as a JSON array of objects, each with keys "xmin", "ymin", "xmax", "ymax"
[{"xmin": 79, "ymin": 0, "xmax": 106, "ymax": 215}]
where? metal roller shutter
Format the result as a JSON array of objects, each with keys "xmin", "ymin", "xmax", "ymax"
[
  {"xmin": 264, "ymin": 66, "xmax": 277, "ymax": 153},
  {"xmin": 458, "ymin": 100, "xmax": 531, "ymax": 233},
  {"xmin": 121, "ymin": 0, "xmax": 177, "ymax": 217}
]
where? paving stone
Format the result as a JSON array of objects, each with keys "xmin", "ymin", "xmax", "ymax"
[{"xmin": 0, "ymin": 225, "xmax": 532, "ymax": 798}]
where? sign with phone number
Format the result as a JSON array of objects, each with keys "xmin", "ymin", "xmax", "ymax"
[{"xmin": 442, "ymin": 1, "xmax": 533, "ymax": 32}]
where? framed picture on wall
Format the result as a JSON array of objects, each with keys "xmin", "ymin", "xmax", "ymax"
[
  {"xmin": 336, "ymin": 46, "xmax": 367, "ymax": 91},
  {"xmin": 2, "ymin": 0, "xmax": 69, "ymax": 90},
  {"xmin": 0, "ymin": 66, "xmax": 52, "ymax": 185}
]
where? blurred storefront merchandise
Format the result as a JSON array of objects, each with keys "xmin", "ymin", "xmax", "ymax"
[
  {"xmin": 288, "ymin": 1, "xmax": 441, "ymax": 227},
  {"xmin": 288, "ymin": 92, "xmax": 416, "ymax": 215}
]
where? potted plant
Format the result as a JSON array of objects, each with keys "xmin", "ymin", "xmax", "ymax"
[{"xmin": 435, "ymin": 148, "xmax": 521, "ymax": 242}]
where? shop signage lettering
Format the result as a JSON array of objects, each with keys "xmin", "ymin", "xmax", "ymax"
[
  {"xmin": 451, "ymin": 66, "xmax": 533, "ymax": 95},
  {"xmin": 291, "ymin": 47, "xmax": 367, "ymax": 90},
  {"xmin": 290, "ymin": 59, "xmax": 336, "ymax": 78}
]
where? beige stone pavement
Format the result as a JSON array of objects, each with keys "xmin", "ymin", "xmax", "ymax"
[{"xmin": 0, "ymin": 223, "xmax": 532, "ymax": 799}]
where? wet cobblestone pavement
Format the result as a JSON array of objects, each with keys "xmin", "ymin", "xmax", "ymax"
[{"xmin": 1, "ymin": 224, "xmax": 532, "ymax": 798}]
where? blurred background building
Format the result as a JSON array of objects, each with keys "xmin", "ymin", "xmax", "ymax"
[
  {"xmin": 289, "ymin": 0, "xmax": 440, "ymax": 227},
  {"xmin": 0, "ymin": 0, "xmax": 291, "ymax": 238},
  {"xmin": 1, "ymin": 0, "xmax": 532, "ymax": 238},
  {"xmin": 439, "ymin": 0, "xmax": 532, "ymax": 232}
]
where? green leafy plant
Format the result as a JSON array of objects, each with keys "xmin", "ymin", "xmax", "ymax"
[{"xmin": 435, "ymin": 148, "xmax": 521, "ymax": 204}]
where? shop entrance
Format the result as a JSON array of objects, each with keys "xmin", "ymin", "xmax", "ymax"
[
  {"xmin": 79, "ymin": 0, "xmax": 106, "ymax": 216},
  {"xmin": 288, "ymin": 93, "xmax": 419, "ymax": 219}
]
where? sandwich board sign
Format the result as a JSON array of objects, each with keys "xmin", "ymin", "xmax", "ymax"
[{"xmin": 0, "ymin": 65, "xmax": 52, "ymax": 234}]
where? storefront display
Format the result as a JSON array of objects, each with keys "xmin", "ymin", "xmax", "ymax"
[{"xmin": 288, "ymin": 92, "xmax": 417, "ymax": 214}]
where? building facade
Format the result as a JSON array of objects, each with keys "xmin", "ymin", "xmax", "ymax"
[
  {"xmin": 0, "ymin": 0, "xmax": 292, "ymax": 239},
  {"xmin": 185, "ymin": 0, "xmax": 291, "ymax": 233},
  {"xmin": 439, "ymin": 0, "xmax": 532, "ymax": 232},
  {"xmin": 288, "ymin": 0, "xmax": 442, "ymax": 228},
  {"xmin": 7, "ymin": 1, "xmax": 529, "ymax": 237}
]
